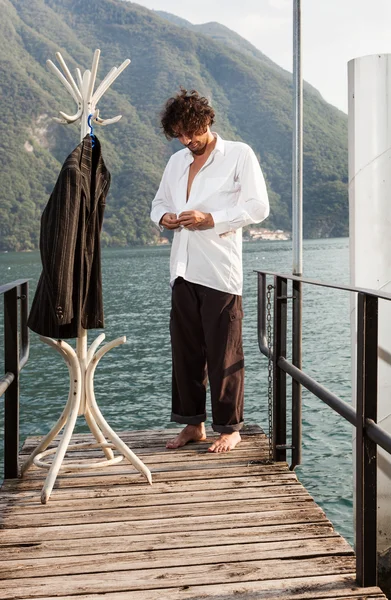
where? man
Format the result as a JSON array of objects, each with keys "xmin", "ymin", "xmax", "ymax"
[{"xmin": 151, "ymin": 89, "xmax": 269, "ymax": 453}]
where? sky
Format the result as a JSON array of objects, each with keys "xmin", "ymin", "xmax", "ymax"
[{"xmin": 133, "ymin": 0, "xmax": 391, "ymax": 113}]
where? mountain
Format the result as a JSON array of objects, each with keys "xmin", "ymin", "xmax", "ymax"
[
  {"xmin": 0, "ymin": 0, "xmax": 348, "ymax": 251},
  {"xmin": 156, "ymin": 11, "xmax": 324, "ymax": 99}
]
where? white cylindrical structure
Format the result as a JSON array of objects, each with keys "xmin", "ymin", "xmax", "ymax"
[{"xmin": 349, "ymin": 54, "xmax": 391, "ymax": 584}]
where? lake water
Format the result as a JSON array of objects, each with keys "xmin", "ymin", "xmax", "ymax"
[{"xmin": 0, "ymin": 238, "xmax": 354, "ymax": 544}]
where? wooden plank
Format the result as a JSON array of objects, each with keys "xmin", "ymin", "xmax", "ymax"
[
  {"xmin": 19, "ymin": 595, "xmax": 386, "ymax": 600},
  {"xmin": 19, "ymin": 442, "xmax": 267, "ymax": 457},
  {"xmin": 0, "ymin": 556, "xmax": 357, "ymax": 599},
  {"xmin": 0, "ymin": 523, "xmax": 337, "ymax": 559},
  {"xmin": 18, "ymin": 456, "xmax": 279, "ymax": 480},
  {"xmin": 29, "ymin": 592, "xmax": 385, "ymax": 600},
  {"xmin": 0, "ymin": 479, "xmax": 306, "ymax": 507},
  {"xmin": 0, "ymin": 473, "xmax": 299, "ymax": 502},
  {"xmin": 15, "ymin": 574, "xmax": 382, "ymax": 600},
  {"xmin": 20, "ymin": 447, "xmax": 268, "ymax": 472},
  {"xmin": 20, "ymin": 441, "xmax": 267, "ymax": 455},
  {"xmin": 1, "ymin": 484, "xmax": 311, "ymax": 515},
  {"xmin": 1, "ymin": 464, "xmax": 291, "ymax": 491},
  {"xmin": 21, "ymin": 425, "xmax": 264, "ymax": 444},
  {"xmin": 0, "ymin": 538, "xmax": 354, "ymax": 580},
  {"xmin": 13, "ymin": 460, "xmax": 290, "ymax": 480},
  {"xmin": 20, "ymin": 434, "xmax": 267, "ymax": 450},
  {"xmin": 19, "ymin": 433, "xmax": 268, "ymax": 451},
  {"xmin": 41, "ymin": 440, "xmax": 266, "ymax": 453},
  {"xmin": 0, "ymin": 506, "xmax": 329, "ymax": 544},
  {"xmin": 20, "ymin": 430, "xmax": 266, "ymax": 454},
  {"xmin": 0, "ymin": 497, "xmax": 316, "ymax": 528}
]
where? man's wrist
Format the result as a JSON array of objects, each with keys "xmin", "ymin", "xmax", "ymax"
[{"xmin": 206, "ymin": 213, "xmax": 214, "ymax": 227}]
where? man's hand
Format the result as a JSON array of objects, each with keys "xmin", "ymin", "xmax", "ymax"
[
  {"xmin": 178, "ymin": 211, "xmax": 214, "ymax": 230},
  {"xmin": 160, "ymin": 213, "xmax": 180, "ymax": 230}
]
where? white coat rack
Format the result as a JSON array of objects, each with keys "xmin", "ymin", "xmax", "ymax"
[{"xmin": 22, "ymin": 50, "xmax": 152, "ymax": 503}]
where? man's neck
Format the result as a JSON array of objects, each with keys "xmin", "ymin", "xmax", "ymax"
[{"xmin": 192, "ymin": 132, "xmax": 216, "ymax": 164}]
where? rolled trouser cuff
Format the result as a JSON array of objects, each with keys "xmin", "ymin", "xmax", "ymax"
[
  {"xmin": 171, "ymin": 412, "xmax": 207, "ymax": 425},
  {"xmin": 212, "ymin": 421, "xmax": 244, "ymax": 433}
]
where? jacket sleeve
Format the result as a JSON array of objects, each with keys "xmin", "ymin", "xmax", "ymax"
[
  {"xmin": 210, "ymin": 147, "xmax": 270, "ymax": 236},
  {"xmin": 40, "ymin": 166, "xmax": 81, "ymax": 325},
  {"xmin": 150, "ymin": 157, "xmax": 176, "ymax": 230}
]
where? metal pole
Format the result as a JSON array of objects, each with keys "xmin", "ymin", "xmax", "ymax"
[
  {"xmin": 291, "ymin": 278, "xmax": 302, "ymax": 469},
  {"xmin": 76, "ymin": 68, "xmax": 91, "ymax": 416},
  {"xmin": 292, "ymin": 0, "xmax": 303, "ymax": 271},
  {"xmin": 291, "ymin": 0, "xmax": 303, "ymax": 469}
]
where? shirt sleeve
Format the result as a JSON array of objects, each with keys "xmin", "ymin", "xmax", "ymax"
[
  {"xmin": 210, "ymin": 147, "xmax": 270, "ymax": 236},
  {"xmin": 150, "ymin": 157, "xmax": 175, "ymax": 231}
]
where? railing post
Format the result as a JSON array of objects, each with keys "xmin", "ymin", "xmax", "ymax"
[
  {"xmin": 4, "ymin": 286, "xmax": 20, "ymax": 479},
  {"xmin": 356, "ymin": 292, "xmax": 378, "ymax": 586},
  {"xmin": 291, "ymin": 279, "xmax": 302, "ymax": 469},
  {"xmin": 273, "ymin": 276, "xmax": 287, "ymax": 461}
]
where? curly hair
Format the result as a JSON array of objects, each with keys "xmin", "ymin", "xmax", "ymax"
[{"xmin": 160, "ymin": 89, "xmax": 215, "ymax": 139}]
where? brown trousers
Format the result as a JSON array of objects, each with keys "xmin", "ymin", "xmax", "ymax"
[{"xmin": 170, "ymin": 277, "xmax": 244, "ymax": 433}]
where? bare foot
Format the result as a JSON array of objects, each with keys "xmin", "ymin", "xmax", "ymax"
[
  {"xmin": 166, "ymin": 424, "xmax": 206, "ymax": 449},
  {"xmin": 208, "ymin": 431, "xmax": 241, "ymax": 453}
]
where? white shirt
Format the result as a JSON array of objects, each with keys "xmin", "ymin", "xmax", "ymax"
[{"xmin": 150, "ymin": 133, "xmax": 270, "ymax": 295}]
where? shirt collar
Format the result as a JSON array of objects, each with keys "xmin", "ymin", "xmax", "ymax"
[
  {"xmin": 213, "ymin": 132, "xmax": 225, "ymax": 155},
  {"xmin": 184, "ymin": 132, "xmax": 225, "ymax": 163}
]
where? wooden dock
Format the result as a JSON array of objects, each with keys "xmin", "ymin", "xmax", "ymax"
[{"xmin": 0, "ymin": 427, "xmax": 386, "ymax": 599}]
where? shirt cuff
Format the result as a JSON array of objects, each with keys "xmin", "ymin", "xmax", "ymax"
[
  {"xmin": 211, "ymin": 209, "xmax": 232, "ymax": 236},
  {"xmin": 152, "ymin": 208, "xmax": 168, "ymax": 232}
]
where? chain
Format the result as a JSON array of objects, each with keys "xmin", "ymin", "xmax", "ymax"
[{"xmin": 266, "ymin": 284, "xmax": 274, "ymax": 463}]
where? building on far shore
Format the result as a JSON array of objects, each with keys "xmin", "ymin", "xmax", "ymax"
[{"xmin": 244, "ymin": 228, "xmax": 290, "ymax": 241}]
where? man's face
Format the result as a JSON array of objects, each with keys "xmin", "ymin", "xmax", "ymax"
[{"xmin": 174, "ymin": 125, "xmax": 211, "ymax": 156}]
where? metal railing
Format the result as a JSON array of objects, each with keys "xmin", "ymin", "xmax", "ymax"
[
  {"xmin": 257, "ymin": 270, "xmax": 391, "ymax": 588},
  {"xmin": 0, "ymin": 280, "xmax": 29, "ymax": 479}
]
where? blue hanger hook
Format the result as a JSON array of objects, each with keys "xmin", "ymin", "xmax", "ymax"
[{"xmin": 87, "ymin": 114, "xmax": 95, "ymax": 147}]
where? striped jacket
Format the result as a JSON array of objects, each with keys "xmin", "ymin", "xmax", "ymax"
[{"xmin": 28, "ymin": 135, "xmax": 111, "ymax": 338}]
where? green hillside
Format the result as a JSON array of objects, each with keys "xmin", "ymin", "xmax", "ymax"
[
  {"xmin": 0, "ymin": 0, "xmax": 348, "ymax": 251},
  {"xmin": 156, "ymin": 11, "xmax": 325, "ymax": 100}
]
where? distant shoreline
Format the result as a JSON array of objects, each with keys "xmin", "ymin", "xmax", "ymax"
[
  {"xmin": 152, "ymin": 227, "xmax": 291, "ymax": 246},
  {"xmin": 3, "ymin": 231, "xmax": 352, "ymax": 253}
]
